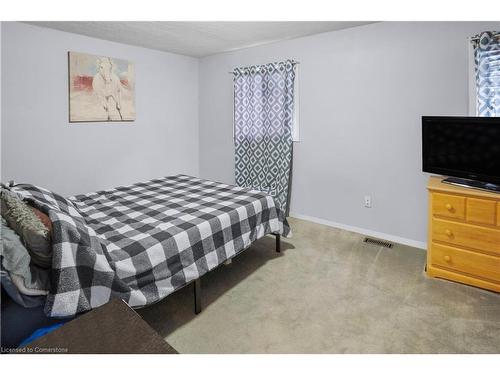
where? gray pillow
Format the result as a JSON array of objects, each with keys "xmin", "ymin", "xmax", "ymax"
[
  {"xmin": 1, "ymin": 217, "xmax": 50, "ymax": 293},
  {"xmin": 1, "ymin": 190, "xmax": 52, "ymax": 268}
]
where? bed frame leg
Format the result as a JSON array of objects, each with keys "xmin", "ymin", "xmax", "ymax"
[
  {"xmin": 275, "ymin": 234, "xmax": 281, "ymax": 253},
  {"xmin": 194, "ymin": 278, "xmax": 202, "ymax": 314}
]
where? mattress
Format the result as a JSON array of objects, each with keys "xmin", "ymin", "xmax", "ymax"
[{"xmin": 12, "ymin": 175, "xmax": 289, "ymax": 318}]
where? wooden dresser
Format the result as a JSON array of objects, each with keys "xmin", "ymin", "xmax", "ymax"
[{"xmin": 427, "ymin": 176, "xmax": 500, "ymax": 292}]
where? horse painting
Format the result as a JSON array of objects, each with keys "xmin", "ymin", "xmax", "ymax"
[
  {"xmin": 68, "ymin": 52, "xmax": 135, "ymax": 122},
  {"xmin": 93, "ymin": 57, "xmax": 123, "ymax": 121}
]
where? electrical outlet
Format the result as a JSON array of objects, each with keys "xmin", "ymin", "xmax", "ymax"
[{"xmin": 364, "ymin": 195, "xmax": 372, "ymax": 208}]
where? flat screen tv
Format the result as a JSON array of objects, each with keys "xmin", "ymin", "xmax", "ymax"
[{"xmin": 422, "ymin": 116, "xmax": 500, "ymax": 192}]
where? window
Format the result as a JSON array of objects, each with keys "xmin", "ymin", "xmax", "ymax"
[
  {"xmin": 232, "ymin": 59, "xmax": 297, "ymax": 214},
  {"xmin": 470, "ymin": 32, "xmax": 500, "ymax": 117}
]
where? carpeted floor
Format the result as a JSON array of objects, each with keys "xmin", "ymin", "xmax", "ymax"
[{"xmin": 138, "ymin": 217, "xmax": 500, "ymax": 353}]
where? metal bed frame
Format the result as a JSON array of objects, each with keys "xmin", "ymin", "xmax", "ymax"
[{"xmin": 192, "ymin": 233, "xmax": 281, "ymax": 314}]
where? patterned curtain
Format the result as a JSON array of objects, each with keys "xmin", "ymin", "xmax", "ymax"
[
  {"xmin": 233, "ymin": 60, "xmax": 296, "ymax": 215},
  {"xmin": 473, "ymin": 31, "xmax": 500, "ymax": 117}
]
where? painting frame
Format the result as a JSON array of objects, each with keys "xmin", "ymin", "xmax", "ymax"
[{"xmin": 68, "ymin": 51, "xmax": 136, "ymax": 123}]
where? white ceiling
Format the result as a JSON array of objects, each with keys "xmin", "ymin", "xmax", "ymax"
[{"xmin": 26, "ymin": 21, "xmax": 373, "ymax": 57}]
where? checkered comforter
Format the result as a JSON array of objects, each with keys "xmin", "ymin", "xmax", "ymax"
[{"xmin": 12, "ymin": 175, "xmax": 290, "ymax": 318}]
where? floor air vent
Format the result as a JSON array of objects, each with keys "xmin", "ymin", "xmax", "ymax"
[{"xmin": 363, "ymin": 237, "xmax": 393, "ymax": 248}]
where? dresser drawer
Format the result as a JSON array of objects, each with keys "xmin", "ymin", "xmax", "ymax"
[
  {"xmin": 497, "ymin": 202, "xmax": 500, "ymax": 227},
  {"xmin": 430, "ymin": 243, "xmax": 500, "ymax": 283},
  {"xmin": 432, "ymin": 218, "xmax": 500, "ymax": 256},
  {"xmin": 466, "ymin": 198, "xmax": 496, "ymax": 225},
  {"xmin": 432, "ymin": 193, "xmax": 465, "ymax": 220}
]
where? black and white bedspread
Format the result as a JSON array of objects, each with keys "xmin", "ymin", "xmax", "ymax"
[{"xmin": 12, "ymin": 175, "xmax": 290, "ymax": 318}]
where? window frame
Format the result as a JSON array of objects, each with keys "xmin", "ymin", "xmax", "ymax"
[{"xmin": 468, "ymin": 38, "xmax": 478, "ymax": 116}]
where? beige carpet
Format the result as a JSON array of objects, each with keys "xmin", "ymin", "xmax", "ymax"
[{"xmin": 138, "ymin": 217, "xmax": 500, "ymax": 353}]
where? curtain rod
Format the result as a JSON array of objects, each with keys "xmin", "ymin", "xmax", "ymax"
[{"xmin": 228, "ymin": 60, "xmax": 300, "ymax": 74}]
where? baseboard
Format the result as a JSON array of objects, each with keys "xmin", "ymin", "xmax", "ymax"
[{"xmin": 289, "ymin": 212, "xmax": 427, "ymax": 250}]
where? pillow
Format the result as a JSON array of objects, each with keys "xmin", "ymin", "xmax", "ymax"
[
  {"xmin": 1, "ymin": 190, "xmax": 52, "ymax": 268},
  {"xmin": 1, "ymin": 217, "xmax": 50, "ymax": 308},
  {"xmin": 29, "ymin": 206, "xmax": 53, "ymax": 233}
]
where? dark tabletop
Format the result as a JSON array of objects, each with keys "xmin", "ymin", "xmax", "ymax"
[{"xmin": 24, "ymin": 299, "xmax": 178, "ymax": 354}]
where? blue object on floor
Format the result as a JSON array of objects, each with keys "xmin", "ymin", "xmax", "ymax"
[
  {"xmin": 19, "ymin": 323, "xmax": 66, "ymax": 347},
  {"xmin": 1, "ymin": 290, "xmax": 69, "ymax": 349}
]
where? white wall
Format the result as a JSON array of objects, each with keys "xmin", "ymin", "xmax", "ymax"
[
  {"xmin": 0, "ymin": 23, "xmax": 2, "ymax": 182},
  {"xmin": 3, "ymin": 21, "xmax": 498, "ymax": 245},
  {"xmin": 198, "ymin": 22, "xmax": 500, "ymax": 246},
  {"xmin": 1, "ymin": 22, "xmax": 199, "ymax": 196}
]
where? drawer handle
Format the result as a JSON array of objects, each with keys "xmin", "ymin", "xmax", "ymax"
[
  {"xmin": 445, "ymin": 203, "xmax": 453, "ymax": 211},
  {"xmin": 443, "ymin": 255, "xmax": 451, "ymax": 262},
  {"xmin": 445, "ymin": 229, "xmax": 453, "ymax": 237}
]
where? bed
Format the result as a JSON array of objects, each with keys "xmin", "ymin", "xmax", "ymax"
[{"xmin": 11, "ymin": 175, "xmax": 290, "ymax": 318}]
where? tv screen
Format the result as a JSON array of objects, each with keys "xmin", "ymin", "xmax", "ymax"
[{"xmin": 422, "ymin": 116, "xmax": 500, "ymax": 185}]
